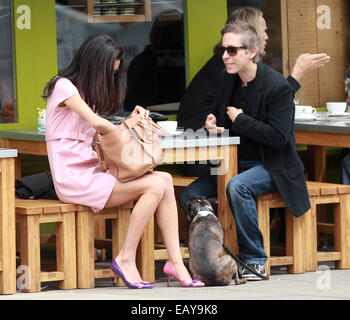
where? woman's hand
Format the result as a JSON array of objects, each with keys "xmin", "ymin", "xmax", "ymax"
[
  {"xmin": 132, "ymin": 105, "xmax": 150, "ymax": 120},
  {"xmin": 205, "ymin": 114, "xmax": 225, "ymax": 134}
]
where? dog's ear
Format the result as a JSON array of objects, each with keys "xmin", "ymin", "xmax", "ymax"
[
  {"xmin": 206, "ymin": 197, "xmax": 218, "ymax": 214},
  {"xmin": 186, "ymin": 200, "xmax": 193, "ymax": 222},
  {"xmin": 186, "ymin": 200, "xmax": 191, "ymax": 212}
]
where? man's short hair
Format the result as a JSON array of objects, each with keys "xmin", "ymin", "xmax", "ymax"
[{"xmin": 221, "ymin": 21, "xmax": 261, "ymax": 63}]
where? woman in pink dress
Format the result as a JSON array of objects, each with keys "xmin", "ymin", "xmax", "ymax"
[{"xmin": 43, "ymin": 34, "xmax": 204, "ymax": 289}]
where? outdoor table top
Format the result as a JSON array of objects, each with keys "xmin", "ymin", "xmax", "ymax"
[
  {"xmin": 294, "ymin": 111, "xmax": 350, "ymax": 134},
  {"xmin": 0, "ymin": 128, "xmax": 240, "ymax": 149}
]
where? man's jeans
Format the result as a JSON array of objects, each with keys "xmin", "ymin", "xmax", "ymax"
[
  {"xmin": 342, "ymin": 153, "xmax": 350, "ymax": 185},
  {"xmin": 179, "ymin": 160, "xmax": 277, "ymax": 264}
]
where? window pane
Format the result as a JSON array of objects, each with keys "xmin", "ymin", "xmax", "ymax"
[
  {"xmin": 0, "ymin": 0, "xmax": 17, "ymax": 123},
  {"xmin": 55, "ymin": 0, "xmax": 185, "ymax": 112}
]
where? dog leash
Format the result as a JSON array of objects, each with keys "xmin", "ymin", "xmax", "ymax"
[{"xmin": 222, "ymin": 243, "xmax": 269, "ymax": 281}]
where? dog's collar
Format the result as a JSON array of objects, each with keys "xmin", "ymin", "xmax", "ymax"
[{"xmin": 197, "ymin": 210, "xmax": 215, "ymax": 217}]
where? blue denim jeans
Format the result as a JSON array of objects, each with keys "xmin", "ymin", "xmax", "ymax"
[
  {"xmin": 179, "ymin": 160, "xmax": 277, "ymax": 264},
  {"xmin": 342, "ymin": 153, "xmax": 350, "ymax": 185}
]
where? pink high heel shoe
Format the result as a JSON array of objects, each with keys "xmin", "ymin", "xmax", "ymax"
[{"xmin": 163, "ymin": 261, "xmax": 205, "ymax": 287}]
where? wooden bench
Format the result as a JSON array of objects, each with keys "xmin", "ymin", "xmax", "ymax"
[
  {"xmin": 74, "ymin": 203, "xmax": 135, "ymax": 288},
  {"xmin": 306, "ymin": 181, "xmax": 350, "ymax": 270},
  {"xmin": 15, "ymin": 198, "xmax": 177, "ymax": 290},
  {"xmin": 15, "ymin": 199, "xmax": 77, "ymax": 293},
  {"xmin": 256, "ymin": 181, "xmax": 350, "ymax": 275}
]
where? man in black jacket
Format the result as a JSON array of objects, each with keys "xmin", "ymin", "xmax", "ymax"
[
  {"xmin": 177, "ymin": 7, "xmax": 329, "ymax": 177},
  {"xmin": 180, "ymin": 21, "xmax": 310, "ymax": 280}
]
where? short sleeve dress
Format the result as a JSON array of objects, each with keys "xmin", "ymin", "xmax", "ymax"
[{"xmin": 45, "ymin": 77, "xmax": 116, "ymax": 212}]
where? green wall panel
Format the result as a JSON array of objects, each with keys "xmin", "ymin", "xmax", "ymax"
[
  {"xmin": 0, "ymin": 0, "xmax": 57, "ymax": 131},
  {"xmin": 184, "ymin": 0, "xmax": 227, "ymax": 84}
]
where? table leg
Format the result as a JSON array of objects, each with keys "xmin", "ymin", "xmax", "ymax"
[
  {"xmin": 217, "ymin": 145, "xmax": 238, "ymax": 254},
  {"xmin": 307, "ymin": 146, "xmax": 328, "ymax": 246},
  {"xmin": 307, "ymin": 145, "xmax": 327, "ymax": 181}
]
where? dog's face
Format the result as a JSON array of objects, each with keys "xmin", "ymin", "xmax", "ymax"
[{"xmin": 186, "ymin": 198, "xmax": 218, "ymax": 222}]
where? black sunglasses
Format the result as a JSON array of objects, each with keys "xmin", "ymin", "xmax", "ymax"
[{"xmin": 218, "ymin": 45, "xmax": 247, "ymax": 57}]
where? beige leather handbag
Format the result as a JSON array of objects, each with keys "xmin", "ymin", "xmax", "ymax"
[{"xmin": 92, "ymin": 114, "xmax": 169, "ymax": 182}]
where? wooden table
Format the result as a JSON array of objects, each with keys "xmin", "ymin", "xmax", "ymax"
[
  {"xmin": 0, "ymin": 129, "xmax": 240, "ymax": 253},
  {"xmin": 294, "ymin": 112, "xmax": 350, "ymax": 182},
  {"xmin": 0, "ymin": 148, "xmax": 17, "ymax": 294}
]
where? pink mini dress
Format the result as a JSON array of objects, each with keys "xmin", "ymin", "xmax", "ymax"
[{"xmin": 45, "ymin": 78, "xmax": 116, "ymax": 212}]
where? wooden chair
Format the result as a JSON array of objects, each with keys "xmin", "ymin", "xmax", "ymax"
[
  {"xmin": 15, "ymin": 199, "xmax": 77, "ymax": 293},
  {"xmin": 256, "ymin": 181, "xmax": 350, "ymax": 275},
  {"xmin": 0, "ymin": 156, "xmax": 16, "ymax": 295}
]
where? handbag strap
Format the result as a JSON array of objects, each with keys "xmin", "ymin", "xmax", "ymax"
[
  {"xmin": 124, "ymin": 114, "xmax": 170, "ymax": 137},
  {"xmin": 92, "ymin": 133, "xmax": 108, "ymax": 172}
]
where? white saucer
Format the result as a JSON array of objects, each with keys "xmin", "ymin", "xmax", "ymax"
[
  {"xmin": 327, "ymin": 112, "xmax": 350, "ymax": 117},
  {"xmin": 294, "ymin": 114, "xmax": 317, "ymax": 121},
  {"xmin": 168, "ymin": 130, "xmax": 183, "ymax": 136}
]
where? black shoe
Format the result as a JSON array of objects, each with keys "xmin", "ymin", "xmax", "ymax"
[{"xmin": 240, "ymin": 264, "xmax": 267, "ymax": 281}]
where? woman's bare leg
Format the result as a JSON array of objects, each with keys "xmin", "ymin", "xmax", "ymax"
[
  {"xmin": 104, "ymin": 172, "xmax": 166, "ymax": 283},
  {"xmin": 105, "ymin": 171, "xmax": 192, "ymax": 283},
  {"xmin": 152, "ymin": 172, "xmax": 192, "ymax": 281}
]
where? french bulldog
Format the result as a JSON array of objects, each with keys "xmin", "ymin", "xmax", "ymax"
[{"xmin": 187, "ymin": 198, "xmax": 246, "ymax": 286}]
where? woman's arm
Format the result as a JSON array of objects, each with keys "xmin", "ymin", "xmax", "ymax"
[
  {"xmin": 62, "ymin": 94, "xmax": 115, "ymax": 135},
  {"xmin": 63, "ymin": 94, "xmax": 150, "ymax": 134}
]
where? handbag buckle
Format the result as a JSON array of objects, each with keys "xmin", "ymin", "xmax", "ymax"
[{"xmin": 91, "ymin": 140, "xmax": 99, "ymax": 147}]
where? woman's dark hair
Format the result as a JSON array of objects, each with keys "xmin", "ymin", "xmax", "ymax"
[{"xmin": 43, "ymin": 34, "xmax": 125, "ymax": 115}]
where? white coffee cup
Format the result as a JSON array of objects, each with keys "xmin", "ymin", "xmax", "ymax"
[
  {"xmin": 295, "ymin": 105, "xmax": 316, "ymax": 115},
  {"xmin": 326, "ymin": 102, "xmax": 347, "ymax": 114},
  {"xmin": 157, "ymin": 121, "xmax": 177, "ymax": 133}
]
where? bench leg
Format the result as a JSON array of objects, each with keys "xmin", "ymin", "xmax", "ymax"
[
  {"xmin": 304, "ymin": 203, "xmax": 317, "ymax": 272},
  {"xmin": 257, "ymin": 200, "xmax": 271, "ymax": 275},
  {"xmin": 111, "ymin": 207, "xmax": 131, "ymax": 286},
  {"xmin": 0, "ymin": 215, "xmax": 16, "ymax": 293},
  {"xmin": 18, "ymin": 215, "xmax": 41, "ymax": 293},
  {"xmin": 76, "ymin": 210, "xmax": 95, "ymax": 289},
  {"xmin": 335, "ymin": 194, "xmax": 350, "ymax": 269},
  {"xmin": 286, "ymin": 210, "xmax": 305, "ymax": 274},
  {"xmin": 0, "ymin": 157, "xmax": 16, "ymax": 294},
  {"xmin": 57, "ymin": 212, "xmax": 77, "ymax": 289},
  {"xmin": 136, "ymin": 216, "xmax": 155, "ymax": 284},
  {"xmin": 94, "ymin": 215, "xmax": 107, "ymax": 260}
]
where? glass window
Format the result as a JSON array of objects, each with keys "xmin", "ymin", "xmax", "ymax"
[
  {"xmin": 227, "ymin": 0, "xmax": 282, "ymax": 73},
  {"xmin": 0, "ymin": 0, "xmax": 17, "ymax": 123},
  {"xmin": 55, "ymin": 0, "xmax": 185, "ymax": 112}
]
